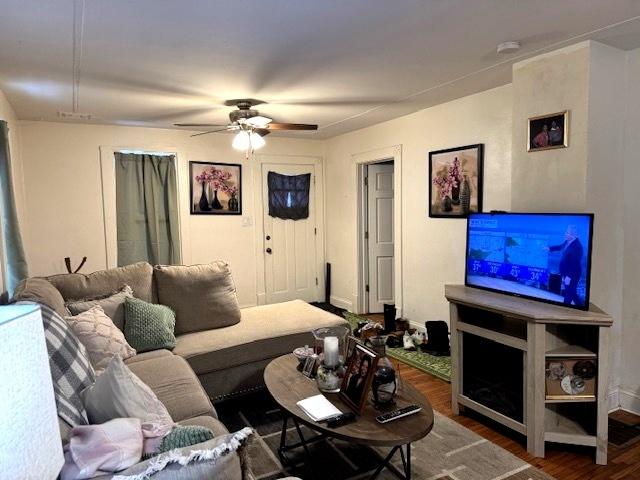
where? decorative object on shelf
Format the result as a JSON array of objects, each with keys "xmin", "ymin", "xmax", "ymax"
[
  {"xmin": 528, "ymin": 110, "xmax": 568, "ymax": 152},
  {"xmin": 429, "ymin": 144, "xmax": 483, "ymax": 218},
  {"xmin": 189, "ymin": 161, "xmax": 242, "ymax": 215},
  {"xmin": 366, "ymin": 335, "xmax": 397, "ymax": 405},
  {"xmin": 545, "ymin": 356, "xmax": 596, "ymax": 400},
  {"xmin": 339, "ymin": 343, "xmax": 379, "ymax": 414}
]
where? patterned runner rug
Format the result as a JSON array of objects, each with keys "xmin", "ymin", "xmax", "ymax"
[
  {"xmin": 343, "ymin": 312, "xmax": 451, "ymax": 382},
  {"xmin": 217, "ymin": 392, "xmax": 554, "ymax": 480}
]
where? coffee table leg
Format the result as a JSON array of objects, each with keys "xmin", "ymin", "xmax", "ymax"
[
  {"xmin": 278, "ymin": 415, "xmax": 289, "ymax": 461},
  {"xmin": 368, "ymin": 443, "xmax": 412, "ymax": 480}
]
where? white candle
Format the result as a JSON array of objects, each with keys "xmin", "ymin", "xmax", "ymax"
[{"xmin": 323, "ymin": 336, "xmax": 339, "ymax": 368}]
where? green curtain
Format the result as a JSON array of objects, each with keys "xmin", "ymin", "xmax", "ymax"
[
  {"xmin": 0, "ymin": 120, "xmax": 28, "ymax": 295},
  {"xmin": 114, "ymin": 152, "xmax": 180, "ymax": 266}
]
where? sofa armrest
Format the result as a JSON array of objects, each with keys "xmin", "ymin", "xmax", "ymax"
[{"xmin": 124, "ymin": 349, "xmax": 173, "ymax": 365}]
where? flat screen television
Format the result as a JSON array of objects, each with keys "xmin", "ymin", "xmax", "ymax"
[{"xmin": 465, "ymin": 212, "xmax": 594, "ymax": 310}]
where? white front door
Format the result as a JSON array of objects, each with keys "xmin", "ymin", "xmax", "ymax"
[
  {"xmin": 262, "ymin": 163, "xmax": 318, "ymax": 304},
  {"xmin": 367, "ymin": 163, "xmax": 394, "ymax": 313}
]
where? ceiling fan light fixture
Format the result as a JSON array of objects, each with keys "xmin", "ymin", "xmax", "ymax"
[
  {"xmin": 232, "ymin": 130, "xmax": 251, "ymax": 151},
  {"xmin": 250, "ymin": 131, "xmax": 266, "ymax": 150}
]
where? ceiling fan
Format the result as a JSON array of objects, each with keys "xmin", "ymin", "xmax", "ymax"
[{"xmin": 174, "ymin": 99, "xmax": 318, "ymax": 153}]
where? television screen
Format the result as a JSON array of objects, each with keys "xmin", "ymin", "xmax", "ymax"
[{"xmin": 465, "ymin": 212, "xmax": 594, "ymax": 310}]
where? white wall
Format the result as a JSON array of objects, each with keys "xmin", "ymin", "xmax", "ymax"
[
  {"xmin": 18, "ymin": 121, "xmax": 322, "ymax": 307},
  {"xmin": 324, "ymin": 84, "xmax": 513, "ymax": 324},
  {"xmin": 621, "ymin": 47, "xmax": 640, "ymax": 413}
]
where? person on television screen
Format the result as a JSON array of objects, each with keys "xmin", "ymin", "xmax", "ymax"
[{"xmin": 545, "ymin": 225, "xmax": 583, "ymax": 305}]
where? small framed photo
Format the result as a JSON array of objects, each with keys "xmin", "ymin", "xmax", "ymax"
[
  {"xmin": 429, "ymin": 144, "xmax": 483, "ymax": 218},
  {"xmin": 339, "ymin": 344, "xmax": 378, "ymax": 414},
  {"xmin": 528, "ymin": 111, "xmax": 568, "ymax": 152},
  {"xmin": 190, "ymin": 161, "xmax": 242, "ymax": 215},
  {"xmin": 302, "ymin": 355, "xmax": 318, "ymax": 378}
]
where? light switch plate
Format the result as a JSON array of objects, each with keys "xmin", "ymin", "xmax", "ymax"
[{"xmin": 242, "ymin": 216, "xmax": 253, "ymax": 227}]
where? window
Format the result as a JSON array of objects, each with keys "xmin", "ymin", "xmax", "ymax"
[
  {"xmin": 267, "ymin": 171, "xmax": 311, "ymax": 220},
  {"xmin": 114, "ymin": 151, "xmax": 180, "ymax": 266}
]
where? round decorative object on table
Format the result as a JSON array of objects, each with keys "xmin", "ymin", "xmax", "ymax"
[
  {"xmin": 316, "ymin": 362, "xmax": 341, "ymax": 393},
  {"xmin": 293, "ymin": 346, "xmax": 314, "ymax": 367}
]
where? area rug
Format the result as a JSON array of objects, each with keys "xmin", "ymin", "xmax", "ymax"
[
  {"xmin": 343, "ymin": 312, "xmax": 451, "ymax": 382},
  {"xmin": 216, "ymin": 392, "xmax": 554, "ymax": 480}
]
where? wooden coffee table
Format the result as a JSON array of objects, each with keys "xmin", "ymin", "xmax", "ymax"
[{"xmin": 264, "ymin": 354, "xmax": 434, "ymax": 480}]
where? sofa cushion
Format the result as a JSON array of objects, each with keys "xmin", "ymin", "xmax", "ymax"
[
  {"xmin": 66, "ymin": 285, "xmax": 133, "ymax": 331},
  {"xmin": 124, "ymin": 297, "xmax": 176, "ymax": 353},
  {"xmin": 12, "ymin": 277, "xmax": 69, "ymax": 317},
  {"xmin": 126, "ymin": 354, "xmax": 216, "ymax": 422},
  {"xmin": 154, "ymin": 262, "xmax": 241, "ymax": 335},
  {"xmin": 47, "ymin": 262, "xmax": 155, "ymax": 303},
  {"xmin": 65, "ymin": 305, "xmax": 136, "ymax": 374},
  {"xmin": 174, "ymin": 300, "xmax": 348, "ymax": 375}
]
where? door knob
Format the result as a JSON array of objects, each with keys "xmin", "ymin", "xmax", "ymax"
[{"xmin": 266, "ymin": 248, "xmax": 272, "ymax": 254}]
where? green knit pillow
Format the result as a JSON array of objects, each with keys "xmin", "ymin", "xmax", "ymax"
[
  {"xmin": 124, "ymin": 297, "xmax": 176, "ymax": 353},
  {"xmin": 158, "ymin": 425, "xmax": 214, "ymax": 453}
]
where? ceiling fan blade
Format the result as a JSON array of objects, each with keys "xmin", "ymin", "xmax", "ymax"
[
  {"xmin": 175, "ymin": 123, "xmax": 229, "ymax": 128},
  {"xmin": 265, "ymin": 123, "xmax": 318, "ymax": 131},
  {"xmin": 255, "ymin": 128, "xmax": 271, "ymax": 137},
  {"xmin": 190, "ymin": 127, "xmax": 237, "ymax": 137}
]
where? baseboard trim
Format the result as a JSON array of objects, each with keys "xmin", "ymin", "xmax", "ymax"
[
  {"xmin": 608, "ymin": 388, "xmax": 620, "ymax": 413},
  {"xmin": 619, "ymin": 387, "xmax": 640, "ymax": 415},
  {"xmin": 330, "ymin": 295, "xmax": 353, "ymax": 311}
]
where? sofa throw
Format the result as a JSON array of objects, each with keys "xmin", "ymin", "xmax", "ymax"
[
  {"xmin": 154, "ymin": 261, "xmax": 241, "ymax": 335},
  {"xmin": 48, "ymin": 262, "xmax": 156, "ymax": 304},
  {"xmin": 124, "ymin": 297, "xmax": 176, "ymax": 352},
  {"xmin": 66, "ymin": 285, "xmax": 133, "ymax": 331},
  {"xmin": 12, "ymin": 277, "xmax": 69, "ymax": 317},
  {"xmin": 65, "ymin": 305, "xmax": 136, "ymax": 374},
  {"xmin": 36, "ymin": 302, "xmax": 95, "ymax": 426}
]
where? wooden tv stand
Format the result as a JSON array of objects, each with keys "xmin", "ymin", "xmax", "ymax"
[{"xmin": 445, "ymin": 285, "xmax": 612, "ymax": 465}]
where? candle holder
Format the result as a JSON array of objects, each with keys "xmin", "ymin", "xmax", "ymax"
[{"xmin": 316, "ymin": 362, "xmax": 342, "ymax": 393}]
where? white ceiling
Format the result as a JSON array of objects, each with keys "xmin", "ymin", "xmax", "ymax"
[{"xmin": 1, "ymin": 1, "xmax": 640, "ymax": 139}]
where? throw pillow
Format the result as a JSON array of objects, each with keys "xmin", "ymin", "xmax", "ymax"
[
  {"xmin": 124, "ymin": 297, "xmax": 176, "ymax": 353},
  {"xmin": 66, "ymin": 285, "xmax": 133, "ymax": 331},
  {"xmin": 147, "ymin": 425, "xmax": 214, "ymax": 457},
  {"xmin": 82, "ymin": 354, "xmax": 173, "ymax": 427},
  {"xmin": 12, "ymin": 277, "xmax": 69, "ymax": 317},
  {"xmin": 65, "ymin": 305, "xmax": 136, "ymax": 374},
  {"xmin": 35, "ymin": 303, "xmax": 95, "ymax": 426},
  {"xmin": 154, "ymin": 261, "xmax": 241, "ymax": 335}
]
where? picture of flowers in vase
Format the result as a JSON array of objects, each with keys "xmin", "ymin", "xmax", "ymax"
[
  {"xmin": 190, "ymin": 161, "xmax": 242, "ymax": 215},
  {"xmin": 428, "ymin": 144, "xmax": 483, "ymax": 218}
]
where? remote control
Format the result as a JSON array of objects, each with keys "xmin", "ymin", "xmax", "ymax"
[
  {"xmin": 326, "ymin": 412, "xmax": 356, "ymax": 428},
  {"xmin": 376, "ymin": 404, "xmax": 422, "ymax": 424}
]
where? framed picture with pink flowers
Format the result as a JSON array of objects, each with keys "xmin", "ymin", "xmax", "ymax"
[
  {"xmin": 428, "ymin": 144, "xmax": 483, "ymax": 218},
  {"xmin": 189, "ymin": 161, "xmax": 242, "ymax": 215}
]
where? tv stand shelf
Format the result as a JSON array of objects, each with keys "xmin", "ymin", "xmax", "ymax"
[{"xmin": 445, "ymin": 285, "xmax": 612, "ymax": 465}]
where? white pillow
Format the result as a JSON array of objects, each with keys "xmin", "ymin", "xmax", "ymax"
[
  {"xmin": 65, "ymin": 305, "xmax": 136, "ymax": 374},
  {"xmin": 82, "ymin": 355, "xmax": 173, "ymax": 427}
]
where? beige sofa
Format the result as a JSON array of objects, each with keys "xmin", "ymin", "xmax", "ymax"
[
  {"xmin": 14, "ymin": 261, "xmax": 346, "ymax": 479},
  {"xmin": 39, "ymin": 261, "xmax": 348, "ymax": 401}
]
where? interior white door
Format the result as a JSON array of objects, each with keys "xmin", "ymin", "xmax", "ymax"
[
  {"xmin": 367, "ymin": 163, "xmax": 394, "ymax": 313},
  {"xmin": 262, "ymin": 163, "xmax": 318, "ymax": 304}
]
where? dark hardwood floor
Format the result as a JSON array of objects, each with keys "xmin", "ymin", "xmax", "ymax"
[{"xmin": 363, "ymin": 312, "xmax": 640, "ymax": 478}]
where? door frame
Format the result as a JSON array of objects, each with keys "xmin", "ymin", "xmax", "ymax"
[
  {"xmin": 354, "ymin": 145, "xmax": 403, "ymax": 317},
  {"xmin": 251, "ymin": 154, "xmax": 325, "ymax": 306}
]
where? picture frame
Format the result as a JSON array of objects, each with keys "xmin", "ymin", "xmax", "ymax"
[
  {"xmin": 429, "ymin": 144, "xmax": 483, "ymax": 218},
  {"xmin": 528, "ymin": 111, "xmax": 569, "ymax": 152},
  {"xmin": 189, "ymin": 161, "xmax": 242, "ymax": 215},
  {"xmin": 339, "ymin": 343, "xmax": 378, "ymax": 414},
  {"xmin": 302, "ymin": 355, "xmax": 319, "ymax": 378}
]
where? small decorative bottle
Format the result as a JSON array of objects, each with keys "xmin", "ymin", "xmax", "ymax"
[{"xmin": 367, "ymin": 336, "xmax": 397, "ymax": 405}]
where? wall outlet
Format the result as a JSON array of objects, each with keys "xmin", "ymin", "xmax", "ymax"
[{"xmin": 242, "ymin": 216, "xmax": 253, "ymax": 227}]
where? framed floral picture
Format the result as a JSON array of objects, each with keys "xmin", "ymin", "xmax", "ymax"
[
  {"xmin": 428, "ymin": 144, "xmax": 483, "ymax": 218},
  {"xmin": 189, "ymin": 161, "xmax": 242, "ymax": 215}
]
